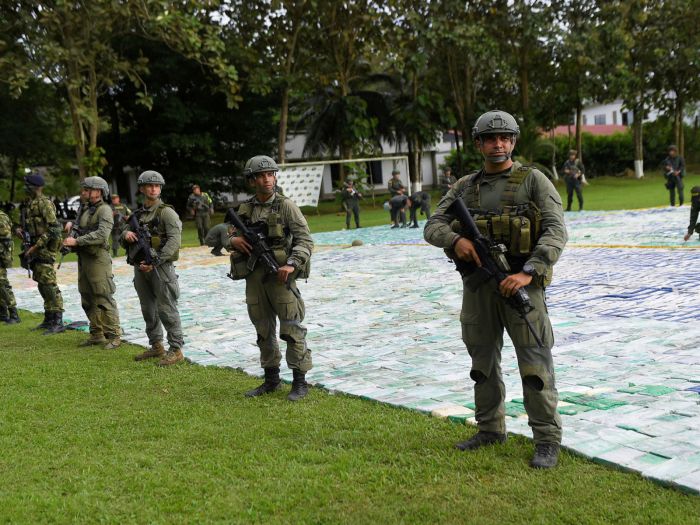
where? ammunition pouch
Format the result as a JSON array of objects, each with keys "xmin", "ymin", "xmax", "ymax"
[{"xmin": 228, "ymin": 251, "xmax": 251, "ymax": 280}]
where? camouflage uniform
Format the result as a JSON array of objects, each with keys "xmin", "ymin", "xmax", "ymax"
[
  {"xmin": 230, "ymin": 193, "xmax": 314, "ymax": 373},
  {"xmin": 187, "ymin": 191, "xmax": 213, "ymax": 245},
  {"xmin": 110, "ymin": 201, "xmax": 131, "ymax": 257},
  {"xmin": 408, "ymin": 191, "xmax": 431, "ymax": 227},
  {"xmin": 123, "ymin": 199, "xmax": 184, "ymax": 352},
  {"xmin": 687, "ymin": 186, "xmax": 700, "ymax": 239},
  {"xmin": 388, "ymin": 176, "xmax": 405, "ymax": 197},
  {"xmin": 0, "ymin": 210, "xmax": 19, "ymax": 323},
  {"xmin": 24, "ymin": 194, "xmax": 64, "ymax": 316},
  {"xmin": 424, "ymin": 161, "xmax": 567, "ymax": 446},
  {"xmin": 76, "ymin": 198, "xmax": 121, "ymax": 345}
]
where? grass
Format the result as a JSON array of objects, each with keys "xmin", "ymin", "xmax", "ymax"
[{"xmin": 1, "ymin": 314, "xmax": 699, "ymax": 524}]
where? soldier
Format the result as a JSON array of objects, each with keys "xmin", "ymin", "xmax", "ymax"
[
  {"xmin": 441, "ymin": 167, "xmax": 457, "ymax": 196},
  {"xmin": 229, "ymin": 155, "xmax": 314, "ymax": 401},
  {"xmin": 684, "ymin": 186, "xmax": 700, "ymax": 241},
  {"xmin": 562, "ymin": 149, "xmax": 585, "ymax": 211},
  {"xmin": 110, "ymin": 194, "xmax": 131, "ymax": 257},
  {"xmin": 407, "ymin": 191, "xmax": 431, "ymax": 228},
  {"xmin": 663, "ymin": 145, "xmax": 686, "ymax": 206},
  {"xmin": 14, "ymin": 174, "xmax": 65, "ymax": 334},
  {"xmin": 122, "ymin": 171, "xmax": 184, "ymax": 366},
  {"xmin": 0, "ymin": 207, "xmax": 20, "ymax": 324},
  {"xmin": 186, "ymin": 184, "xmax": 214, "ymax": 245},
  {"xmin": 424, "ymin": 110, "xmax": 567, "ymax": 469},
  {"xmin": 388, "ymin": 169, "xmax": 406, "ymax": 197},
  {"xmin": 341, "ymin": 179, "xmax": 362, "ymax": 229},
  {"xmin": 389, "ymin": 194, "xmax": 408, "ymax": 228},
  {"xmin": 205, "ymin": 220, "xmax": 234, "ymax": 256},
  {"xmin": 62, "ymin": 177, "xmax": 122, "ymax": 349}
]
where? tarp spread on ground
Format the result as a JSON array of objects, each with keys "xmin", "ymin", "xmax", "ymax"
[{"xmin": 8, "ymin": 206, "xmax": 700, "ymax": 494}]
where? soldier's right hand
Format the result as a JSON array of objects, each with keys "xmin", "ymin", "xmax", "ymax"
[
  {"xmin": 454, "ymin": 237, "xmax": 482, "ymax": 267},
  {"xmin": 64, "ymin": 221, "xmax": 73, "ymax": 233},
  {"xmin": 230, "ymin": 236, "xmax": 252, "ymax": 256},
  {"xmin": 124, "ymin": 231, "xmax": 138, "ymax": 243}
]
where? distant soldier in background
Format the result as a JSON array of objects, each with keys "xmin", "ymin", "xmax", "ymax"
[
  {"xmin": 663, "ymin": 144, "xmax": 686, "ymax": 207},
  {"xmin": 123, "ymin": 170, "xmax": 184, "ymax": 366},
  {"xmin": 15, "ymin": 174, "xmax": 65, "ymax": 334},
  {"xmin": 388, "ymin": 169, "xmax": 406, "ymax": 197},
  {"xmin": 110, "ymin": 194, "xmax": 131, "ymax": 257},
  {"xmin": 441, "ymin": 167, "xmax": 457, "ymax": 196},
  {"xmin": 63, "ymin": 177, "xmax": 121, "ymax": 349},
  {"xmin": 562, "ymin": 149, "xmax": 585, "ymax": 211},
  {"xmin": 0, "ymin": 207, "xmax": 20, "ymax": 324},
  {"xmin": 684, "ymin": 186, "xmax": 700, "ymax": 242},
  {"xmin": 187, "ymin": 184, "xmax": 214, "ymax": 245},
  {"xmin": 341, "ymin": 179, "xmax": 362, "ymax": 229},
  {"xmin": 407, "ymin": 191, "xmax": 431, "ymax": 228}
]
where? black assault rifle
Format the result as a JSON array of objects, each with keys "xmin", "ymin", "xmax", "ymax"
[
  {"xmin": 19, "ymin": 205, "xmax": 33, "ymax": 277},
  {"xmin": 447, "ymin": 197, "xmax": 544, "ymax": 348},
  {"xmin": 127, "ymin": 211, "xmax": 155, "ymax": 266},
  {"xmin": 57, "ymin": 224, "xmax": 80, "ymax": 270},
  {"xmin": 226, "ymin": 207, "xmax": 280, "ymax": 279}
]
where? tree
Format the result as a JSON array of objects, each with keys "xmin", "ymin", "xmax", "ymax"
[{"xmin": 0, "ymin": 1, "xmax": 239, "ymax": 179}]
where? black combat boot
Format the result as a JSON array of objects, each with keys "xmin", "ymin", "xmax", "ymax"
[
  {"xmin": 530, "ymin": 443, "xmax": 560, "ymax": 469},
  {"xmin": 31, "ymin": 311, "xmax": 51, "ymax": 331},
  {"xmin": 245, "ymin": 367, "xmax": 281, "ymax": 397},
  {"xmin": 0, "ymin": 307, "xmax": 8, "ymax": 323},
  {"xmin": 6, "ymin": 307, "xmax": 20, "ymax": 324},
  {"xmin": 455, "ymin": 431, "xmax": 507, "ymax": 451},
  {"xmin": 43, "ymin": 312, "xmax": 66, "ymax": 335},
  {"xmin": 210, "ymin": 248, "xmax": 224, "ymax": 256},
  {"xmin": 287, "ymin": 369, "xmax": 309, "ymax": 401}
]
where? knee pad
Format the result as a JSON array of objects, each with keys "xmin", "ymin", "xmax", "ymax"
[
  {"xmin": 470, "ymin": 370, "xmax": 488, "ymax": 385},
  {"xmin": 523, "ymin": 374, "xmax": 544, "ymax": 392}
]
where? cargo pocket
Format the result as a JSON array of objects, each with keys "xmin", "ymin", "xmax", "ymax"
[
  {"xmin": 509, "ymin": 217, "xmax": 531, "ymax": 256},
  {"xmin": 245, "ymin": 293, "xmax": 260, "ymax": 320},
  {"xmin": 158, "ymin": 265, "xmax": 180, "ymax": 301},
  {"xmin": 510, "ymin": 310, "xmax": 549, "ymax": 349}
]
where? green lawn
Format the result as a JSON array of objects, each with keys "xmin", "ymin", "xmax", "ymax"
[{"xmin": 1, "ymin": 315, "xmax": 698, "ymax": 524}]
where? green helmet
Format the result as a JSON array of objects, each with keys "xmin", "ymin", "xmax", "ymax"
[
  {"xmin": 80, "ymin": 177, "xmax": 92, "ymax": 189},
  {"xmin": 84, "ymin": 176, "xmax": 110, "ymax": 199},
  {"xmin": 243, "ymin": 155, "xmax": 279, "ymax": 179},
  {"xmin": 137, "ymin": 170, "xmax": 165, "ymax": 186},
  {"xmin": 471, "ymin": 110, "xmax": 520, "ymax": 139}
]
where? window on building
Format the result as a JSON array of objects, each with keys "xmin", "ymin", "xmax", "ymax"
[
  {"xmin": 594, "ymin": 114, "xmax": 606, "ymax": 125},
  {"xmin": 613, "ymin": 111, "xmax": 617, "ymax": 125},
  {"xmin": 622, "ymin": 111, "xmax": 629, "ymax": 126},
  {"xmin": 367, "ymin": 161, "xmax": 383, "ymax": 185},
  {"xmin": 583, "ymin": 114, "xmax": 588, "ymax": 126}
]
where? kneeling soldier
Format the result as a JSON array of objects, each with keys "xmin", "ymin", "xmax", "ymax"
[
  {"xmin": 63, "ymin": 176, "xmax": 122, "ymax": 348},
  {"xmin": 122, "ymin": 170, "xmax": 185, "ymax": 366},
  {"xmin": 229, "ymin": 155, "xmax": 314, "ymax": 401}
]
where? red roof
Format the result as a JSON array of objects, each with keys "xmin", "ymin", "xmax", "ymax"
[{"xmin": 549, "ymin": 125, "xmax": 629, "ymax": 136}]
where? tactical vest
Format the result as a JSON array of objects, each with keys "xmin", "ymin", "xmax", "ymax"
[
  {"xmin": 78, "ymin": 201, "xmax": 109, "ymax": 256},
  {"xmin": 229, "ymin": 195, "xmax": 310, "ymax": 280},
  {"xmin": 137, "ymin": 203, "xmax": 179, "ymax": 262},
  {"xmin": 451, "ymin": 165, "xmax": 543, "ymax": 261}
]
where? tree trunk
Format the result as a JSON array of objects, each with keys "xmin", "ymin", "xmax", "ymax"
[
  {"xmin": 105, "ymin": 94, "xmax": 128, "ymax": 200},
  {"xmin": 633, "ymin": 105, "xmax": 644, "ymax": 178},
  {"xmin": 278, "ymin": 86, "xmax": 289, "ymax": 164},
  {"xmin": 675, "ymin": 98, "xmax": 685, "ymax": 157},
  {"xmin": 10, "ymin": 155, "xmax": 18, "ymax": 202},
  {"xmin": 575, "ymin": 104, "xmax": 583, "ymax": 162},
  {"xmin": 453, "ymin": 128, "xmax": 463, "ymax": 177}
]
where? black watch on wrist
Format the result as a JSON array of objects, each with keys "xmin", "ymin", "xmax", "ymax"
[
  {"xmin": 286, "ymin": 259, "xmax": 297, "ymax": 269},
  {"xmin": 522, "ymin": 263, "xmax": 537, "ymax": 276}
]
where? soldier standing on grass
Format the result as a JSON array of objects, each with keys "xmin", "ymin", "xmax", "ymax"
[
  {"xmin": 187, "ymin": 184, "xmax": 214, "ymax": 245},
  {"xmin": 424, "ymin": 110, "xmax": 567, "ymax": 469},
  {"xmin": 663, "ymin": 145, "xmax": 686, "ymax": 207},
  {"xmin": 122, "ymin": 171, "xmax": 185, "ymax": 366},
  {"xmin": 110, "ymin": 194, "xmax": 131, "ymax": 257},
  {"xmin": 0, "ymin": 207, "xmax": 20, "ymax": 324},
  {"xmin": 62, "ymin": 177, "xmax": 122, "ymax": 349},
  {"xmin": 15, "ymin": 174, "xmax": 65, "ymax": 334},
  {"xmin": 228, "ymin": 155, "xmax": 314, "ymax": 401},
  {"xmin": 341, "ymin": 179, "xmax": 362, "ymax": 229},
  {"xmin": 562, "ymin": 149, "xmax": 585, "ymax": 211}
]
